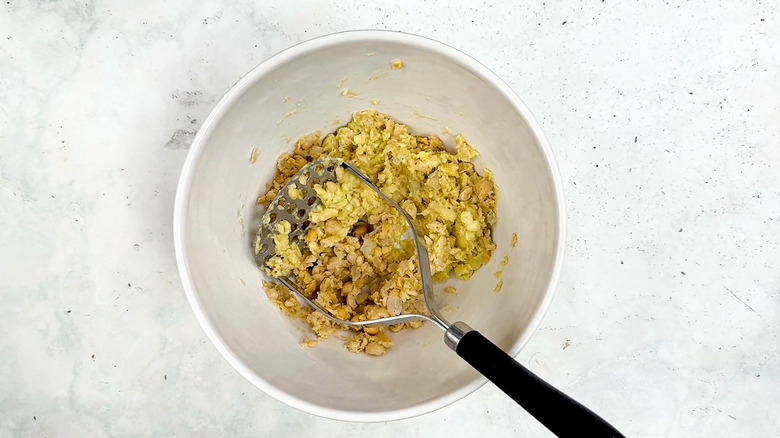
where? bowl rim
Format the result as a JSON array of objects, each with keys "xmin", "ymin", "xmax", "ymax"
[{"xmin": 173, "ymin": 29, "xmax": 567, "ymax": 423}]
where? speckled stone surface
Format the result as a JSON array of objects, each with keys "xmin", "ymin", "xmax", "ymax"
[{"xmin": 1, "ymin": 1, "xmax": 778, "ymax": 436}]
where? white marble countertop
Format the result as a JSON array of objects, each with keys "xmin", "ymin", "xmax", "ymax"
[{"xmin": 2, "ymin": 1, "xmax": 778, "ymax": 436}]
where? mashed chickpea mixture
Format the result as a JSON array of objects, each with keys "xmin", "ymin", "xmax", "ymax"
[{"xmin": 256, "ymin": 110, "xmax": 497, "ymax": 355}]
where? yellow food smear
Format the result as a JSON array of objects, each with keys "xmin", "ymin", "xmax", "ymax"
[
  {"xmin": 441, "ymin": 304, "xmax": 458, "ymax": 313},
  {"xmin": 493, "ymin": 270, "xmax": 503, "ymax": 279},
  {"xmin": 371, "ymin": 98, "xmax": 380, "ymax": 105},
  {"xmin": 250, "ymin": 147, "xmax": 260, "ymax": 163},
  {"xmin": 413, "ymin": 111, "xmax": 436, "ymax": 120},
  {"xmin": 391, "ymin": 59, "xmax": 404, "ymax": 69},
  {"xmin": 277, "ymin": 109, "xmax": 297, "ymax": 124},
  {"xmin": 511, "ymin": 232, "xmax": 518, "ymax": 247},
  {"xmin": 444, "ymin": 286, "xmax": 457, "ymax": 294},
  {"xmin": 501, "ymin": 255, "xmax": 509, "ymax": 266},
  {"xmin": 494, "ymin": 280, "xmax": 503, "ymax": 293},
  {"xmin": 340, "ymin": 88, "xmax": 360, "ymax": 97}
]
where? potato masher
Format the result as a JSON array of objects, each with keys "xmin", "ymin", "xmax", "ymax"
[{"xmin": 255, "ymin": 158, "xmax": 623, "ymax": 437}]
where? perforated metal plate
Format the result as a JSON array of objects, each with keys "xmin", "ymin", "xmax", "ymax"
[{"xmin": 254, "ymin": 158, "xmax": 343, "ymax": 267}]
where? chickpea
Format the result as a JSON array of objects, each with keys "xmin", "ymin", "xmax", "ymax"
[{"xmin": 365, "ymin": 342, "xmax": 386, "ymax": 356}]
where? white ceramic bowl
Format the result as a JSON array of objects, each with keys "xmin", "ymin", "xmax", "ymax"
[{"xmin": 174, "ymin": 30, "xmax": 565, "ymax": 422}]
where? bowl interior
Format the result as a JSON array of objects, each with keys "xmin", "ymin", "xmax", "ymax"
[{"xmin": 176, "ymin": 32, "xmax": 562, "ymax": 421}]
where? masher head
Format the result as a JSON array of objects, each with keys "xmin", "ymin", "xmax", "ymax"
[
  {"xmin": 254, "ymin": 157, "xmax": 341, "ymax": 268},
  {"xmin": 254, "ymin": 157, "xmax": 448, "ymax": 330}
]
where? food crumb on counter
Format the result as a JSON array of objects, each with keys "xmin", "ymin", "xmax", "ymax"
[
  {"xmin": 494, "ymin": 281, "xmax": 503, "ymax": 293},
  {"xmin": 391, "ymin": 59, "xmax": 404, "ymax": 69},
  {"xmin": 511, "ymin": 232, "xmax": 518, "ymax": 247},
  {"xmin": 250, "ymin": 147, "xmax": 260, "ymax": 163}
]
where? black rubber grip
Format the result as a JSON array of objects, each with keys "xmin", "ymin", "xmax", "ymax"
[{"xmin": 456, "ymin": 330, "xmax": 624, "ymax": 437}]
